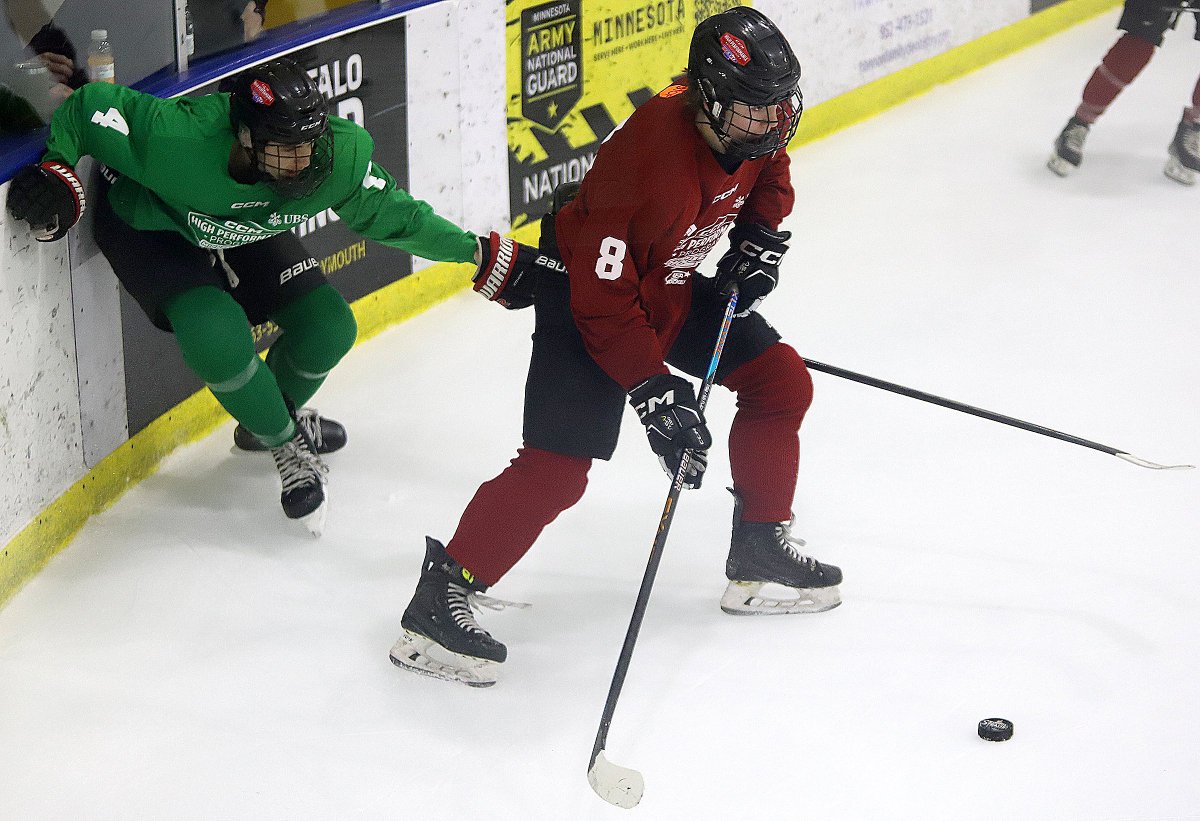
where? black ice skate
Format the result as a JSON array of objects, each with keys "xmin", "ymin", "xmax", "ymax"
[
  {"xmin": 721, "ymin": 489, "xmax": 842, "ymax": 615},
  {"xmin": 270, "ymin": 421, "xmax": 328, "ymax": 537},
  {"xmin": 1047, "ymin": 116, "xmax": 1090, "ymax": 177},
  {"xmin": 389, "ymin": 537, "xmax": 527, "ymax": 688},
  {"xmin": 1164, "ymin": 117, "xmax": 1200, "ymax": 186},
  {"xmin": 235, "ymin": 406, "xmax": 347, "ymax": 454}
]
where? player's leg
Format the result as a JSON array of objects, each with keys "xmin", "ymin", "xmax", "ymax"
[
  {"xmin": 667, "ymin": 277, "xmax": 840, "ymax": 615},
  {"xmin": 222, "ymin": 236, "xmax": 356, "ymax": 454},
  {"xmin": 390, "ymin": 264, "xmax": 622, "ymax": 686},
  {"xmin": 1049, "ymin": 1, "xmax": 1164, "ymax": 175},
  {"xmin": 1164, "ymin": 16, "xmax": 1200, "ymax": 183},
  {"xmin": 91, "ymin": 171, "xmax": 301, "ymax": 456},
  {"xmin": 159, "ymin": 285, "xmax": 327, "ymax": 531}
]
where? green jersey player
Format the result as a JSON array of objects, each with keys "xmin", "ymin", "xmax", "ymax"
[{"xmin": 5, "ymin": 58, "xmax": 548, "ymax": 535}]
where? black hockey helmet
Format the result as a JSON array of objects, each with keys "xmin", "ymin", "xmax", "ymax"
[
  {"xmin": 687, "ymin": 7, "xmax": 803, "ymax": 161},
  {"xmin": 226, "ymin": 58, "xmax": 333, "ymax": 197}
]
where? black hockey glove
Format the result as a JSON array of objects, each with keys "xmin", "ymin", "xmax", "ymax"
[
  {"xmin": 628, "ymin": 373, "xmax": 712, "ymax": 489},
  {"xmin": 474, "ymin": 232, "xmax": 565, "ymax": 310},
  {"xmin": 6, "ymin": 161, "xmax": 86, "ymax": 242},
  {"xmin": 714, "ymin": 222, "xmax": 790, "ymax": 317}
]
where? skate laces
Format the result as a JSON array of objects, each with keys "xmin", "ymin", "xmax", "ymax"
[
  {"xmin": 296, "ymin": 408, "xmax": 325, "ymax": 450},
  {"xmin": 272, "ymin": 437, "xmax": 328, "ymax": 493},
  {"xmin": 1063, "ymin": 122, "xmax": 1087, "ymax": 153},
  {"xmin": 1178, "ymin": 120, "xmax": 1200, "ymax": 155},
  {"xmin": 774, "ymin": 517, "xmax": 817, "ymax": 568},
  {"xmin": 446, "ymin": 584, "xmax": 493, "ymax": 636},
  {"xmin": 471, "ymin": 593, "xmax": 531, "ymax": 612}
]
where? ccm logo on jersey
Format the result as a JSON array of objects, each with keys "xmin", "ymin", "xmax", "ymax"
[
  {"xmin": 231, "ymin": 201, "xmax": 271, "ymax": 209},
  {"xmin": 279, "ymin": 257, "xmax": 318, "ymax": 284},
  {"xmin": 712, "ymin": 184, "xmax": 739, "ymax": 204},
  {"xmin": 739, "ymin": 239, "xmax": 784, "ymax": 265}
]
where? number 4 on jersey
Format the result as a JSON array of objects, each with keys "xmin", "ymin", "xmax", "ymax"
[{"xmin": 90, "ymin": 107, "xmax": 129, "ymax": 135}]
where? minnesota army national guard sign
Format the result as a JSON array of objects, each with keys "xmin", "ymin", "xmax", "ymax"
[{"xmin": 521, "ymin": 0, "xmax": 583, "ymax": 131}]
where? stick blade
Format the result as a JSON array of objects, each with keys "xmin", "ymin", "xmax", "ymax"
[
  {"xmin": 587, "ymin": 751, "xmax": 644, "ymax": 809},
  {"xmin": 1115, "ymin": 452, "xmax": 1195, "ymax": 471}
]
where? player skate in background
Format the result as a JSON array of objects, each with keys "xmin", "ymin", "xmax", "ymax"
[
  {"xmin": 1048, "ymin": 0, "xmax": 1200, "ymax": 183},
  {"xmin": 5, "ymin": 58, "xmax": 545, "ymax": 536},
  {"xmin": 390, "ymin": 8, "xmax": 841, "ymax": 688}
]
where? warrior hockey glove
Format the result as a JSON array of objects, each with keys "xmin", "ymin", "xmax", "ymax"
[
  {"xmin": 6, "ymin": 161, "xmax": 86, "ymax": 242},
  {"xmin": 628, "ymin": 373, "xmax": 712, "ymax": 489},
  {"xmin": 715, "ymin": 222, "xmax": 790, "ymax": 317},
  {"xmin": 474, "ymin": 232, "xmax": 565, "ymax": 310}
]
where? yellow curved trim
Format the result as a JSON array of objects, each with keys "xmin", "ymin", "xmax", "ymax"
[{"xmin": 0, "ymin": 0, "xmax": 1119, "ymax": 609}]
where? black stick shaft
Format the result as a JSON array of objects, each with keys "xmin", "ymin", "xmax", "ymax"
[
  {"xmin": 589, "ymin": 288, "xmax": 739, "ymax": 770},
  {"xmin": 801, "ymin": 358, "xmax": 1126, "ymax": 457}
]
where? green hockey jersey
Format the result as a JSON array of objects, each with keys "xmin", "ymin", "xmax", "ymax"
[{"xmin": 42, "ymin": 82, "xmax": 478, "ymax": 263}]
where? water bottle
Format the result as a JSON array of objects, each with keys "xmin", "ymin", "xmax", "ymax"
[{"xmin": 87, "ymin": 29, "xmax": 115, "ymax": 83}]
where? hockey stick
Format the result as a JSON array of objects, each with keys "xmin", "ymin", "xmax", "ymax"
[
  {"xmin": 587, "ymin": 286, "xmax": 740, "ymax": 809},
  {"xmin": 801, "ymin": 358, "xmax": 1193, "ymax": 470}
]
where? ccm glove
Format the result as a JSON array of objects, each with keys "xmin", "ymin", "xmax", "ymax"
[
  {"xmin": 714, "ymin": 222, "xmax": 790, "ymax": 317},
  {"xmin": 628, "ymin": 373, "xmax": 713, "ymax": 489},
  {"xmin": 474, "ymin": 232, "xmax": 565, "ymax": 310},
  {"xmin": 6, "ymin": 161, "xmax": 86, "ymax": 242}
]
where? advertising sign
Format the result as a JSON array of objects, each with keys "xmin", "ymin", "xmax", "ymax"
[{"xmin": 506, "ymin": 0, "xmax": 746, "ymax": 229}]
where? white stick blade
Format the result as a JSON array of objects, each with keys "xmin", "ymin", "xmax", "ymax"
[
  {"xmin": 1115, "ymin": 452, "xmax": 1195, "ymax": 471},
  {"xmin": 588, "ymin": 751, "xmax": 644, "ymax": 809}
]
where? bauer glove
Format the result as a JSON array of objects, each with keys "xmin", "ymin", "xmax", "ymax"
[
  {"xmin": 6, "ymin": 161, "xmax": 86, "ymax": 242},
  {"xmin": 714, "ymin": 222, "xmax": 790, "ymax": 317},
  {"xmin": 628, "ymin": 373, "xmax": 712, "ymax": 489}
]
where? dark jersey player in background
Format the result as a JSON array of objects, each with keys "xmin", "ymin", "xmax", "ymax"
[
  {"xmin": 390, "ymin": 8, "xmax": 843, "ymax": 688},
  {"xmin": 1048, "ymin": 0, "xmax": 1200, "ymax": 183},
  {"xmin": 5, "ymin": 58, "xmax": 544, "ymax": 536}
]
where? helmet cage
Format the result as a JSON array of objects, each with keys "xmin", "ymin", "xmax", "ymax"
[
  {"xmin": 697, "ymin": 82, "xmax": 802, "ymax": 162},
  {"xmin": 242, "ymin": 127, "xmax": 334, "ymax": 199}
]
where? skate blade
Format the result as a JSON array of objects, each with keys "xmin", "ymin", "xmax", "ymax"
[
  {"xmin": 388, "ymin": 631, "xmax": 498, "ymax": 688},
  {"xmin": 1164, "ymin": 152, "xmax": 1196, "ymax": 185},
  {"xmin": 1047, "ymin": 153, "xmax": 1077, "ymax": 177},
  {"xmin": 720, "ymin": 580, "xmax": 842, "ymax": 615}
]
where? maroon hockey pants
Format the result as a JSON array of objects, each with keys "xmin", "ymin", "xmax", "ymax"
[{"xmin": 446, "ymin": 342, "xmax": 813, "ymax": 586}]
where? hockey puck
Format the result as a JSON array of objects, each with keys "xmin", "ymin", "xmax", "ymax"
[{"xmin": 977, "ymin": 718, "xmax": 1013, "ymax": 742}]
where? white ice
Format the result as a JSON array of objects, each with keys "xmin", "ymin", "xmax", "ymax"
[{"xmin": 3, "ymin": 11, "xmax": 1199, "ymax": 820}]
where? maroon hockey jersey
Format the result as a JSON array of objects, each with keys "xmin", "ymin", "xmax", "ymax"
[{"xmin": 553, "ymin": 83, "xmax": 794, "ymax": 390}]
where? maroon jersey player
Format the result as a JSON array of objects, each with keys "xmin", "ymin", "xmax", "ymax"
[
  {"xmin": 391, "ymin": 8, "xmax": 842, "ymax": 688},
  {"xmin": 1049, "ymin": 0, "xmax": 1200, "ymax": 183}
]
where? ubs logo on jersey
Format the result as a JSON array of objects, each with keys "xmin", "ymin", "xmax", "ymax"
[{"xmin": 267, "ymin": 213, "xmax": 311, "ymax": 227}]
